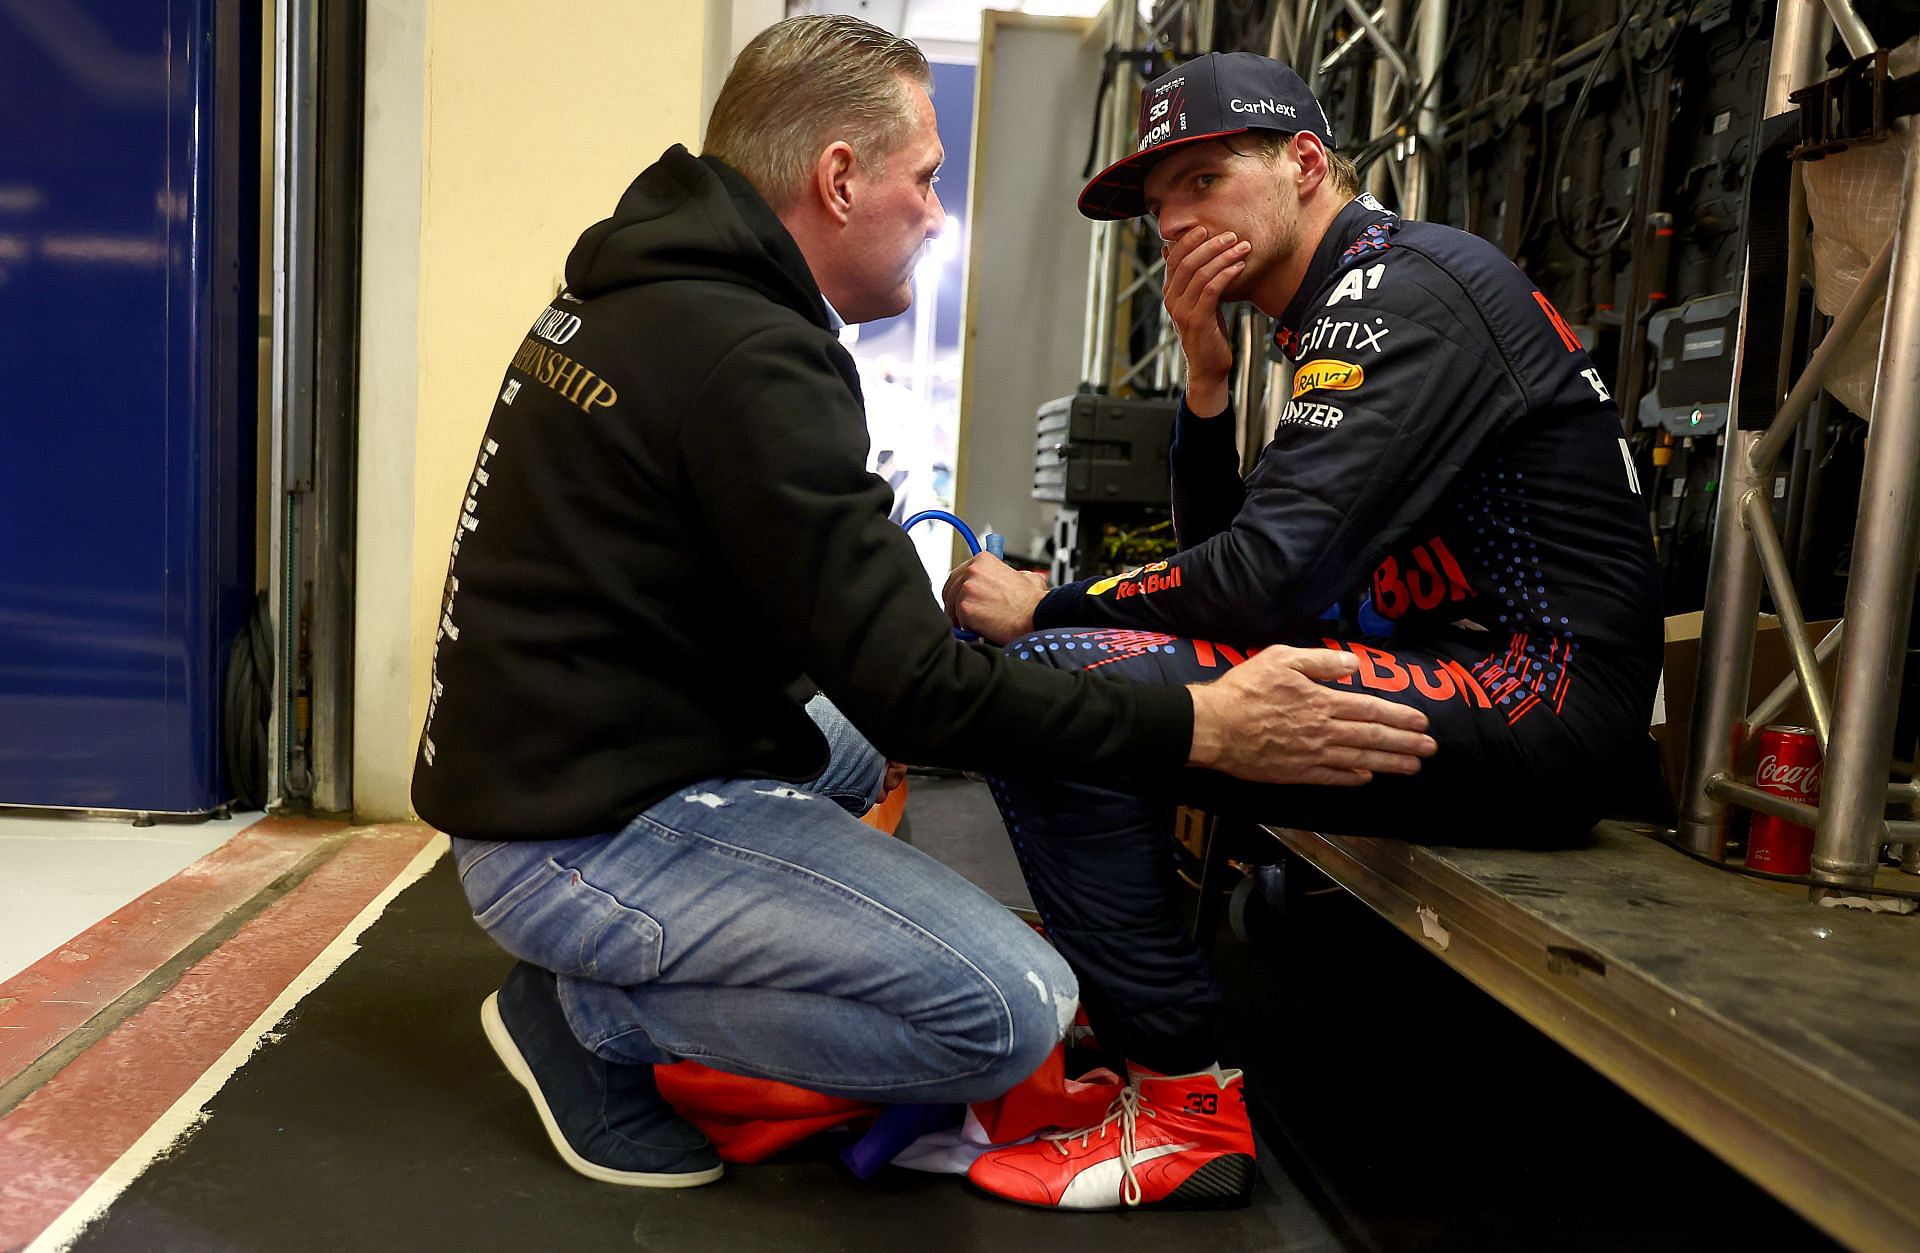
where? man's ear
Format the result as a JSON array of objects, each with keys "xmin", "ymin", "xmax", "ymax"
[
  {"xmin": 813, "ymin": 141, "xmax": 858, "ymax": 226},
  {"xmin": 1294, "ymin": 131, "xmax": 1330, "ymax": 198}
]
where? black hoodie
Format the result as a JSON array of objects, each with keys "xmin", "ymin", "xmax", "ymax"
[{"xmin": 410, "ymin": 147, "xmax": 1192, "ymax": 841}]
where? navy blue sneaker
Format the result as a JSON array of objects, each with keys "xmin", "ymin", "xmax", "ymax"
[{"xmin": 482, "ymin": 962, "xmax": 723, "ymax": 1187}]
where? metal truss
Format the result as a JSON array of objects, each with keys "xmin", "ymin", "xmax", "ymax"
[
  {"xmin": 1081, "ymin": 0, "xmax": 1212, "ymax": 395},
  {"xmin": 1680, "ymin": 0, "xmax": 1920, "ymax": 895}
]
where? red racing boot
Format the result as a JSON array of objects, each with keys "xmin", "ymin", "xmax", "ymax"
[{"xmin": 966, "ymin": 1065, "xmax": 1256, "ymax": 1211}]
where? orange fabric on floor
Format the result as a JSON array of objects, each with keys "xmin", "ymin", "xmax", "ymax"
[
  {"xmin": 654, "ymin": 1060, "xmax": 879, "ymax": 1163},
  {"xmin": 656, "ymin": 1045, "xmax": 1118, "ymax": 1165},
  {"xmin": 861, "ymin": 780, "xmax": 908, "ymax": 834},
  {"xmin": 970, "ymin": 1042, "xmax": 1123, "ymax": 1144}
]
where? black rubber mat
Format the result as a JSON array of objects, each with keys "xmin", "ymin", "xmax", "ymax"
[
  {"xmin": 60, "ymin": 784, "xmax": 1834, "ymax": 1251},
  {"xmin": 61, "ymin": 792, "xmax": 1320, "ymax": 1253},
  {"xmin": 896, "ymin": 772, "xmax": 1033, "ymax": 909}
]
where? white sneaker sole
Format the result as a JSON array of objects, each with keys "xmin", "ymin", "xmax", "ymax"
[{"xmin": 481, "ymin": 991, "xmax": 724, "ymax": 1188}]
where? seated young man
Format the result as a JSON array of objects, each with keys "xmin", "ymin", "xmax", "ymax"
[{"xmin": 945, "ymin": 52, "xmax": 1662, "ymax": 1211}]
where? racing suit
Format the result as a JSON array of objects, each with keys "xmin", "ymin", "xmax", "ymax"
[{"xmin": 989, "ymin": 195, "xmax": 1663, "ymax": 1071}]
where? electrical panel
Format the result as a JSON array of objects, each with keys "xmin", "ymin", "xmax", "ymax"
[{"xmin": 1034, "ymin": 394, "xmax": 1178, "ymax": 507}]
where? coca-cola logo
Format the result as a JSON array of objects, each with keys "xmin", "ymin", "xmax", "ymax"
[{"xmin": 1757, "ymin": 753, "xmax": 1823, "ymax": 796}]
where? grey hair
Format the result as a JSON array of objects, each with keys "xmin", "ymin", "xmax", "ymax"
[{"xmin": 703, "ymin": 15, "xmax": 932, "ymax": 211}]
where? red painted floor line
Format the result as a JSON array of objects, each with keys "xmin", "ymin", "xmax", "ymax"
[
  {"xmin": 0, "ymin": 816, "xmax": 346, "ymax": 1087},
  {"xmin": 0, "ymin": 822, "xmax": 439, "ymax": 1251}
]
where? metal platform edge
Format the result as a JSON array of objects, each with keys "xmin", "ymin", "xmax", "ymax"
[{"xmin": 1261, "ymin": 824, "xmax": 1920, "ymax": 1253}]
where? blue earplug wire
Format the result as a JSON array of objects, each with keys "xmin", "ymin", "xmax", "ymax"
[
  {"xmin": 901, "ymin": 509, "xmax": 983, "ymax": 555},
  {"xmin": 900, "ymin": 510, "xmax": 1001, "ymax": 639}
]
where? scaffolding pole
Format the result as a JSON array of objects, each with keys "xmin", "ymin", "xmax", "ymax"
[
  {"xmin": 1676, "ymin": 0, "xmax": 1830, "ymax": 860},
  {"xmin": 1678, "ymin": 0, "xmax": 1920, "ymax": 898},
  {"xmin": 1815, "ymin": 116, "xmax": 1920, "ymax": 889}
]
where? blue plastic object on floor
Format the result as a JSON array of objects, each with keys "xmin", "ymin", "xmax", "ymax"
[{"xmin": 839, "ymin": 1102, "xmax": 964, "ymax": 1180}]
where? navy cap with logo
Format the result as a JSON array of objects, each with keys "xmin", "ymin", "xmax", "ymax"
[{"xmin": 1079, "ymin": 52, "xmax": 1335, "ymax": 221}]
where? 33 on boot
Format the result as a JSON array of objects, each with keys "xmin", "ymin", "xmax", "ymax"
[{"xmin": 967, "ymin": 1065, "xmax": 1255, "ymax": 1210}]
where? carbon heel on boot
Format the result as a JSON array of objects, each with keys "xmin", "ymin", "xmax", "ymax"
[{"xmin": 1164, "ymin": 1153, "xmax": 1257, "ymax": 1209}]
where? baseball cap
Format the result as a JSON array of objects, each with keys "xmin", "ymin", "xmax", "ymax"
[{"xmin": 1078, "ymin": 52, "xmax": 1335, "ymax": 221}]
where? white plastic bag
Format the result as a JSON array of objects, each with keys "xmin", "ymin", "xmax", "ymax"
[{"xmin": 1801, "ymin": 39, "xmax": 1920, "ymax": 418}]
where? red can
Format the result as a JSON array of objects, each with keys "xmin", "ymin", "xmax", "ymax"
[{"xmin": 1749, "ymin": 725, "xmax": 1823, "ymax": 875}]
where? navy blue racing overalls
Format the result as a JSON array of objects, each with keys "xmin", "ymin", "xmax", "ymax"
[{"xmin": 989, "ymin": 196, "xmax": 1663, "ymax": 1071}]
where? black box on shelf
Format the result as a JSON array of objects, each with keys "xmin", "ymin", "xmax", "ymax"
[{"xmin": 1032, "ymin": 394, "xmax": 1177, "ymax": 507}]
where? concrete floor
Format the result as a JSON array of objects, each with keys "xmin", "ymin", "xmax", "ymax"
[{"xmin": 0, "ymin": 810, "xmax": 258, "ymax": 982}]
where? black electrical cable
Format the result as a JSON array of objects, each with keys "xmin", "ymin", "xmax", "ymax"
[
  {"xmin": 1457, "ymin": 0, "xmax": 1499, "ymax": 128},
  {"xmin": 1081, "ymin": 55, "xmax": 1116, "ymax": 180},
  {"xmin": 1514, "ymin": 0, "xmax": 1570, "ymax": 245},
  {"xmin": 1619, "ymin": 38, "xmax": 1649, "ymax": 134},
  {"xmin": 1458, "ymin": 0, "xmax": 1501, "ymax": 233},
  {"xmin": 1345, "ymin": 15, "xmax": 1473, "ymax": 178},
  {"xmin": 222, "ymin": 590, "xmax": 273, "ymax": 811},
  {"xmin": 1549, "ymin": 0, "xmax": 1658, "ymax": 260},
  {"xmin": 1636, "ymin": 0, "xmax": 1702, "ymax": 75},
  {"xmin": 1355, "ymin": 0, "xmax": 1493, "ymax": 164},
  {"xmin": 1511, "ymin": 99, "xmax": 1555, "ymax": 246}
]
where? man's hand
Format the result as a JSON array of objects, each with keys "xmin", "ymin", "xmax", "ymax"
[
  {"xmin": 1163, "ymin": 225, "xmax": 1250, "ymax": 417},
  {"xmin": 1186, "ymin": 646, "xmax": 1435, "ymax": 786},
  {"xmin": 943, "ymin": 553, "xmax": 1049, "ymax": 645}
]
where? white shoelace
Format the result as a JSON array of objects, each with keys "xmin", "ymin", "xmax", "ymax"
[{"xmin": 1042, "ymin": 1085, "xmax": 1159, "ymax": 1207}]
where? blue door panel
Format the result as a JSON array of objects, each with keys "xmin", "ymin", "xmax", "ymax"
[{"xmin": 0, "ymin": 0, "xmax": 255, "ymax": 813}]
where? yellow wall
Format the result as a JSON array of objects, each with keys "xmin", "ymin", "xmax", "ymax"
[{"xmin": 355, "ymin": 1, "xmax": 711, "ymax": 819}]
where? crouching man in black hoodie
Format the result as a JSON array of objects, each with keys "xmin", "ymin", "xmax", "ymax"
[{"xmin": 411, "ymin": 17, "xmax": 1432, "ymax": 1193}]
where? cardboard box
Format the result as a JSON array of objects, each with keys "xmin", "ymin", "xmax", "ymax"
[{"xmin": 1653, "ymin": 612, "xmax": 1841, "ymax": 811}]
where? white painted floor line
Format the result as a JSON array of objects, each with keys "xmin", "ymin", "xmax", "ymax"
[{"xmin": 27, "ymin": 834, "xmax": 449, "ymax": 1253}]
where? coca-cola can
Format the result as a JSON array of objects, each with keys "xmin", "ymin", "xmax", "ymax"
[{"xmin": 1749, "ymin": 725, "xmax": 1823, "ymax": 875}]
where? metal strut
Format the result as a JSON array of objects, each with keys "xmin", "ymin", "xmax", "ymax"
[{"xmin": 1679, "ymin": 0, "xmax": 1920, "ymax": 895}]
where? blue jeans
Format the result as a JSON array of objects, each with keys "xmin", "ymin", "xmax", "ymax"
[
  {"xmin": 451, "ymin": 698, "xmax": 1074, "ymax": 1104},
  {"xmin": 792, "ymin": 695, "xmax": 887, "ymax": 814}
]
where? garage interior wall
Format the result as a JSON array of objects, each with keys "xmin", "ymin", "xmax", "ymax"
[
  {"xmin": 954, "ymin": 12, "xmax": 1101, "ymax": 563},
  {"xmin": 353, "ymin": 1, "xmax": 715, "ymax": 820}
]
